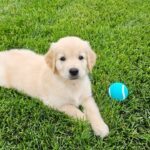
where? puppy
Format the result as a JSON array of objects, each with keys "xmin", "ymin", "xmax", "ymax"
[{"xmin": 0, "ymin": 36, "xmax": 109, "ymax": 138}]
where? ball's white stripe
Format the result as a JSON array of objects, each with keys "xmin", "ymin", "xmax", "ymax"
[
  {"xmin": 122, "ymin": 85, "xmax": 125, "ymax": 99},
  {"xmin": 109, "ymin": 88, "xmax": 111, "ymax": 97}
]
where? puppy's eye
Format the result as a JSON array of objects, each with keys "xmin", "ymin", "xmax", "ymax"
[
  {"xmin": 60, "ymin": 56, "xmax": 66, "ymax": 61},
  {"xmin": 79, "ymin": 55, "xmax": 84, "ymax": 60}
]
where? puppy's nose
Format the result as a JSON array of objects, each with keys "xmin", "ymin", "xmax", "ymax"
[{"xmin": 69, "ymin": 68, "xmax": 79, "ymax": 76}]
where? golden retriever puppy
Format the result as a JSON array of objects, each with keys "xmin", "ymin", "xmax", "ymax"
[{"xmin": 0, "ymin": 36, "xmax": 109, "ymax": 138}]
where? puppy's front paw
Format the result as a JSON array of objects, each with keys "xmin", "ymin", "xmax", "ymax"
[
  {"xmin": 93, "ymin": 123, "xmax": 109, "ymax": 138},
  {"xmin": 76, "ymin": 112, "xmax": 86, "ymax": 121}
]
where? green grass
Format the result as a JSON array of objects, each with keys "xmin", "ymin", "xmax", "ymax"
[{"xmin": 0, "ymin": 0, "xmax": 149, "ymax": 149}]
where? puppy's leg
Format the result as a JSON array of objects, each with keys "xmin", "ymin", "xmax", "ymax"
[
  {"xmin": 82, "ymin": 97, "xmax": 109, "ymax": 138},
  {"xmin": 58, "ymin": 105, "xmax": 86, "ymax": 120}
]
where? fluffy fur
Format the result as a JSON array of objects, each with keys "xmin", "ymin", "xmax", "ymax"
[{"xmin": 0, "ymin": 36, "xmax": 109, "ymax": 138}]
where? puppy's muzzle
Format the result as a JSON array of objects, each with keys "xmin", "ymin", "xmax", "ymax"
[{"xmin": 69, "ymin": 68, "xmax": 79, "ymax": 79}]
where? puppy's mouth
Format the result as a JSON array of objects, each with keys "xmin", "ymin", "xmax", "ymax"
[{"xmin": 69, "ymin": 76, "xmax": 80, "ymax": 80}]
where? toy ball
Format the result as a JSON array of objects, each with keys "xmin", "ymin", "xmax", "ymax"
[{"xmin": 108, "ymin": 82, "xmax": 128, "ymax": 101}]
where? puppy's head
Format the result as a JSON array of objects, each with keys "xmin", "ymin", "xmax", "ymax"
[{"xmin": 45, "ymin": 36, "xmax": 96, "ymax": 80}]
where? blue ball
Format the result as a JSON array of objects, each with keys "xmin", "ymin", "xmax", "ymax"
[{"xmin": 108, "ymin": 82, "xmax": 128, "ymax": 101}]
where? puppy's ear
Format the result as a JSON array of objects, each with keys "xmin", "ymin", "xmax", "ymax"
[
  {"xmin": 45, "ymin": 43, "xmax": 56, "ymax": 73},
  {"xmin": 87, "ymin": 43, "xmax": 97, "ymax": 72}
]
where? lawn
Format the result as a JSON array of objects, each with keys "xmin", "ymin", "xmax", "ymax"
[{"xmin": 0, "ymin": 0, "xmax": 149, "ymax": 149}]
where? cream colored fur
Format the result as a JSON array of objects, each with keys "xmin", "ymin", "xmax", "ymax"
[{"xmin": 0, "ymin": 36, "xmax": 109, "ymax": 138}]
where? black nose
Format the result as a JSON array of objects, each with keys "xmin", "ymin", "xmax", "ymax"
[{"xmin": 69, "ymin": 68, "xmax": 79, "ymax": 76}]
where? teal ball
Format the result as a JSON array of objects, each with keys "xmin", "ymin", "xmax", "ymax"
[{"xmin": 108, "ymin": 82, "xmax": 128, "ymax": 101}]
